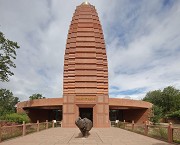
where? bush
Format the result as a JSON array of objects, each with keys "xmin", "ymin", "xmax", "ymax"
[
  {"xmin": 2, "ymin": 113, "xmax": 30, "ymax": 124},
  {"xmin": 116, "ymin": 121, "xmax": 125, "ymax": 128},
  {"xmin": 150, "ymin": 105, "xmax": 163, "ymax": 124},
  {"xmin": 166, "ymin": 110, "xmax": 180, "ymax": 119},
  {"xmin": 159, "ymin": 127, "xmax": 168, "ymax": 140}
]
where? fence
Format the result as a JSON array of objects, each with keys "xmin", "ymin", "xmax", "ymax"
[
  {"xmin": 113, "ymin": 120, "xmax": 180, "ymax": 144},
  {"xmin": 0, "ymin": 120, "xmax": 61, "ymax": 142}
]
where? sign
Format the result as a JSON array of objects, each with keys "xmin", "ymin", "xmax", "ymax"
[{"xmin": 76, "ymin": 96, "xmax": 96, "ymax": 102}]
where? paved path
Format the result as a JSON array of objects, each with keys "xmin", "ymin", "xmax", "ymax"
[{"xmin": 1, "ymin": 127, "xmax": 172, "ymax": 145}]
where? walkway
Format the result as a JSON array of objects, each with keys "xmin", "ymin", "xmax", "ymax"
[{"xmin": 1, "ymin": 127, "xmax": 172, "ymax": 145}]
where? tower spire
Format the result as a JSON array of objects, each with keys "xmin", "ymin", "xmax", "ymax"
[
  {"xmin": 63, "ymin": 3, "xmax": 109, "ymax": 128},
  {"xmin": 82, "ymin": 1, "xmax": 90, "ymax": 5}
]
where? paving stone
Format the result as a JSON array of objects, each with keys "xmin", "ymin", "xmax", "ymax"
[{"xmin": 0, "ymin": 127, "xmax": 173, "ymax": 145}]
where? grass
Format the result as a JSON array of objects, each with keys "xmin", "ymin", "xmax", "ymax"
[
  {"xmin": 173, "ymin": 128, "xmax": 180, "ymax": 144},
  {"xmin": 114, "ymin": 122, "xmax": 180, "ymax": 144},
  {"xmin": 39, "ymin": 123, "xmax": 46, "ymax": 131},
  {"xmin": 148, "ymin": 126, "xmax": 168, "ymax": 140},
  {"xmin": 134, "ymin": 126, "xmax": 145, "ymax": 134},
  {"xmin": 0, "ymin": 122, "xmax": 55, "ymax": 142},
  {"xmin": 26, "ymin": 124, "xmax": 37, "ymax": 135},
  {"xmin": 1, "ymin": 126, "xmax": 23, "ymax": 141}
]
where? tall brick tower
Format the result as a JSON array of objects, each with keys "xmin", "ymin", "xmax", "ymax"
[{"xmin": 62, "ymin": 2, "xmax": 109, "ymax": 127}]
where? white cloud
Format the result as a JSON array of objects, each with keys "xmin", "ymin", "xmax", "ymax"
[
  {"xmin": 106, "ymin": 0, "xmax": 180, "ymax": 99},
  {"xmin": 0, "ymin": 0, "xmax": 180, "ymax": 101}
]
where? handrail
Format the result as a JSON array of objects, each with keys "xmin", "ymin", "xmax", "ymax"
[
  {"xmin": 0, "ymin": 120, "xmax": 61, "ymax": 143},
  {"xmin": 1, "ymin": 124, "xmax": 23, "ymax": 128},
  {"xmin": 112, "ymin": 120, "xmax": 180, "ymax": 144}
]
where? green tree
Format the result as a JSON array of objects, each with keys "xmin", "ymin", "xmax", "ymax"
[
  {"xmin": 143, "ymin": 86, "xmax": 180, "ymax": 122},
  {"xmin": 0, "ymin": 89, "xmax": 19, "ymax": 116},
  {"xmin": 161, "ymin": 86, "xmax": 180, "ymax": 113},
  {"xmin": 166, "ymin": 110, "xmax": 180, "ymax": 119},
  {"xmin": 143, "ymin": 90, "xmax": 162, "ymax": 107},
  {"xmin": 150, "ymin": 105, "xmax": 163, "ymax": 123},
  {"xmin": 0, "ymin": 31, "xmax": 20, "ymax": 82},
  {"xmin": 29, "ymin": 93, "xmax": 45, "ymax": 100}
]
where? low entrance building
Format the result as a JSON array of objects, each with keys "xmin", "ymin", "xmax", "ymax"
[
  {"xmin": 17, "ymin": 2, "xmax": 152, "ymax": 127},
  {"xmin": 17, "ymin": 98, "xmax": 152, "ymax": 127}
]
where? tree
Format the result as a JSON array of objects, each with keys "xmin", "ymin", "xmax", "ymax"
[
  {"xmin": 143, "ymin": 90, "xmax": 162, "ymax": 106},
  {"xmin": 143, "ymin": 86, "xmax": 180, "ymax": 122},
  {"xmin": 161, "ymin": 86, "xmax": 180, "ymax": 113},
  {"xmin": 0, "ymin": 89, "xmax": 19, "ymax": 116},
  {"xmin": 166, "ymin": 110, "xmax": 180, "ymax": 119},
  {"xmin": 29, "ymin": 93, "xmax": 45, "ymax": 100},
  {"xmin": 0, "ymin": 31, "xmax": 20, "ymax": 82},
  {"xmin": 150, "ymin": 105, "xmax": 163, "ymax": 123}
]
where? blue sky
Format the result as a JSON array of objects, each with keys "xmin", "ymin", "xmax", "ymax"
[{"xmin": 0, "ymin": 0, "xmax": 180, "ymax": 101}]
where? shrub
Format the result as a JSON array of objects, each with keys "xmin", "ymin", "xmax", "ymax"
[
  {"xmin": 150, "ymin": 105, "xmax": 163, "ymax": 124},
  {"xmin": 159, "ymin": 127, "xmax": 168, "ymax": 140},
  {"xmin": 116, "ymin": 121, "xmax": 125, "ymax": 128},
  {"xmin": 3, "ymin": 113, "xmax": 30, "ymax": 124},
  {"xmin": 166, "ymin": 110, "xmax": 180, "ymax": 119}
]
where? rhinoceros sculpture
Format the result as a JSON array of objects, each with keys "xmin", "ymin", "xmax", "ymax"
[{"xmin": 75, "ymin": 117, "xmax": 93, "ymax": 137}]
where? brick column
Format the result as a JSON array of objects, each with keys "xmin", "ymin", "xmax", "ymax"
[
  {"xmin": 37, "ymin": 120, "xmax": 39, "ymax": 132},
  {"xmin": 168, "ymin": 122, "xmax": 173, "ymax": 143},
  {"xmin": 132, "ymin": 120, "xmax": 134, "ymax": 131},
  {"xmin": 144, "ymin": 121, "xmax": 148, "ymax": 136},
  {"xmin": 22, "ymin": 121, "xmax": 26, "ymax": 136},
  {"xmin": 46, "ymin": 120, "xmax": 48, "ymax": 129},
  {"xmin": 0, "ymin": 123, "xmax": 2, "ymax": 142},
  {"xmin": 124, "ymin": 120, "xmax": 126, "ymax": 129},
  {"xmin": 52, "ymin": 120, "xmax": 54, "ymax": 128}
]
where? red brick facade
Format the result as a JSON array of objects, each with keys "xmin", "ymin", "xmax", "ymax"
[
  {"xmin": 16, "ymin": 2, "xmax": 152, "ymax": 127},
  {"xmin": 62, "ymin": 2, "xmax": 109, "ymax": 127}
]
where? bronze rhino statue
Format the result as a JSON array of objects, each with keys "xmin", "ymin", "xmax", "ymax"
[{"xmin": 75, "ymin": 117, "xmax": 93, "ymax": 137}]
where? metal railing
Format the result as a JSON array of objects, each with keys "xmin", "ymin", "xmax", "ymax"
[
  {"xmin": 0, "ymin": 120, "xmax": 61, "ymax": 142},
  {"xmin": 112, "ymin": 120, "xmax": 180, "ymax": 144}
]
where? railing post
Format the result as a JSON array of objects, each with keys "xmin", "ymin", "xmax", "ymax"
[
  {"xmin": 132, "ymin": 120, "xmax": 134, "ymax": 131},
  {"xmin": 0, "ymin": 123, "xmax": 2, "ymax": 142},
  {"xmin": 52, "ymin": 120, "xmax": 54, "ymax": 128},
  {"xmin": 37, "ymin": 120, "xmax": 39, "ymax": 132},
  {"xmin": 123, "ymin": 120, "xmax": 126, "ymax": 129},
  {"xmin": 46, "ymin": 120, "xmax": 48, "ymax": 129},
  {"xmin": 22, "ymin": 121, "xmax": 26, "ymax": 136},
  {"xmin": 144, "ymin": 121, "xmax": 148, "ymax": 136},
  {"xmin": 168, "ymin": 122, "xmax": 173, "ymax": 143}
]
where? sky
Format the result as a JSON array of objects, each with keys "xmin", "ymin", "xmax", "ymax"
[{"xmin": 0, "ymin": 0, "xmax": 180, "ymax": 101}]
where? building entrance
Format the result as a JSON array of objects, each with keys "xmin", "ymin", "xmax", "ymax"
[
  {"xmin": 109, "ymin": 109, "xmax": 124, "ymax": 121},
  {"xmin": 79, "ymin": 108, "xmax": 93, "ymax": 122}
]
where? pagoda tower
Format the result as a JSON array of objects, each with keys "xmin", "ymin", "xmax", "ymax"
[{"xmin": 62, "ymin": 2, "xmax": 109, "ymax": 127}]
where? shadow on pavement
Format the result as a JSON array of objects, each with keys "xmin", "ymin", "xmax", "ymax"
[
  {"xmin": 152, "ymin": 143, "xmax": 171, "ymax": 145},
  {"xmin": 75, "ymin": 132, "xmax": 91, "ymax": 138}
]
